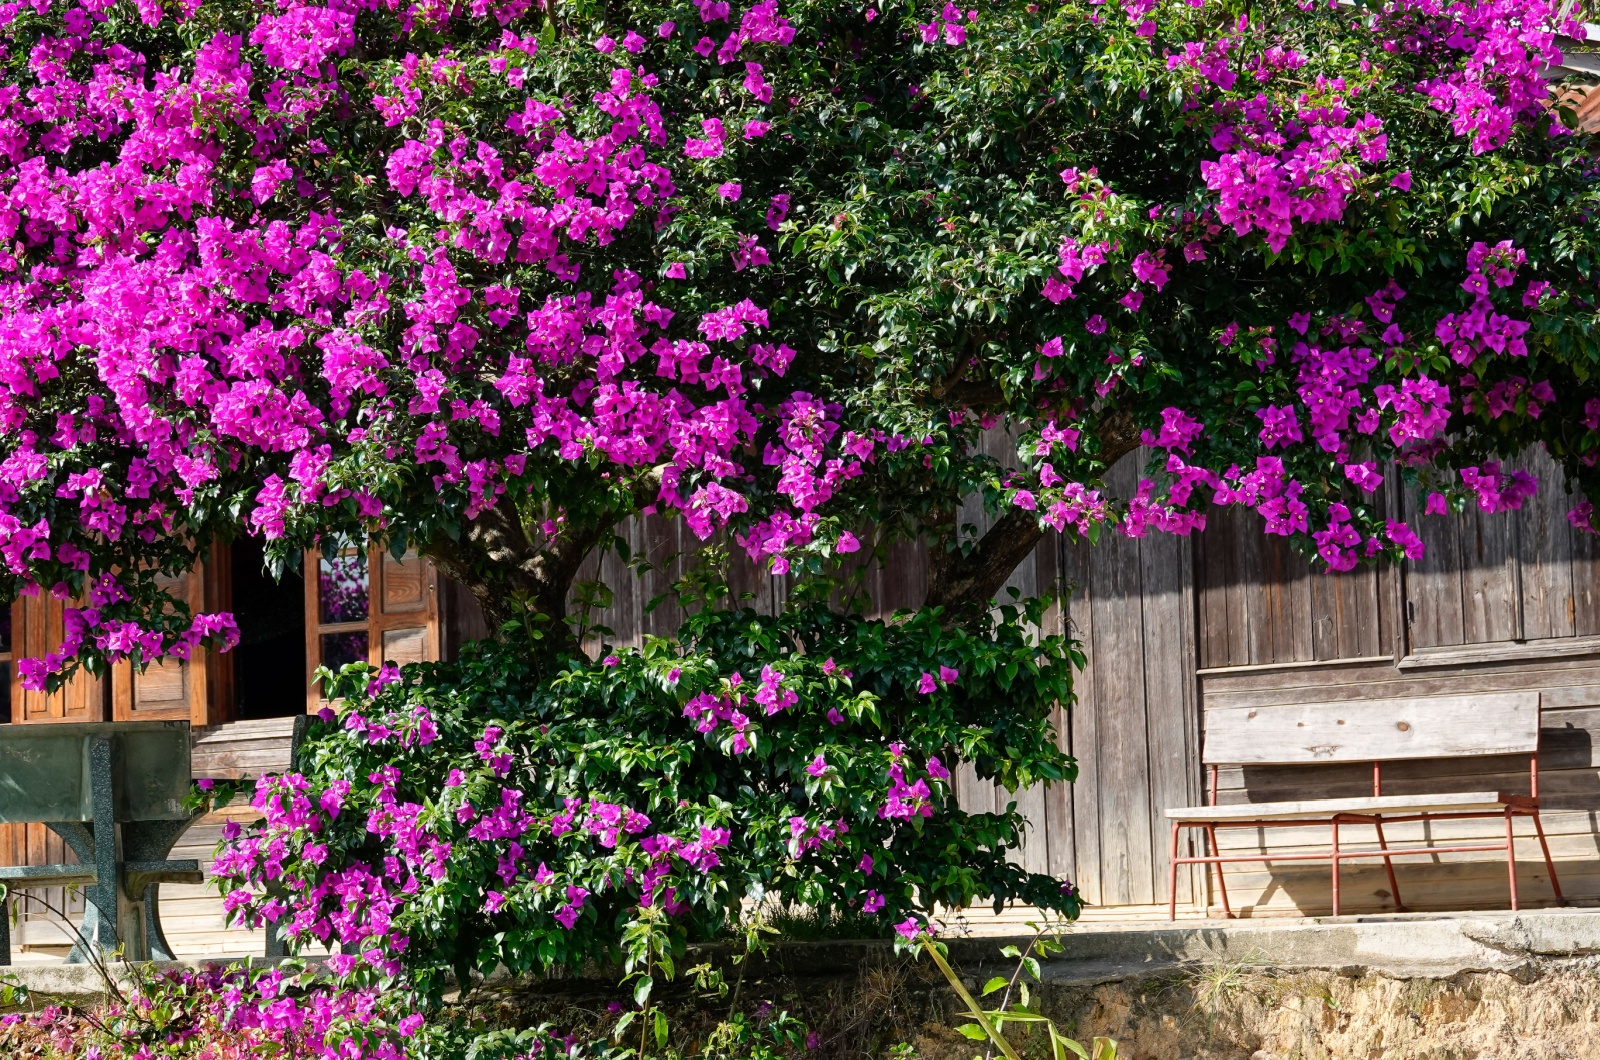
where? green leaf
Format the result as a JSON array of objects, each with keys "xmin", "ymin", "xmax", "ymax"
[
  {"xmin": 1059, "ymin": 1035, "xmax": 1090, "ymax": 1059},
  {"xmin": 634, "ymin": 975, "xmax": 654, "ymax": 1007},
  {"xmin": 957, "ymin": 1024, "xmax": 991, "ymax": 1042},
  {"xmin": 982, "ymin": 976, "xmax": 1009, "ymax": 996}
]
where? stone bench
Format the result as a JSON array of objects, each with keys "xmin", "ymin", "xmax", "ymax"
[
  {"xmin": 0, "ymin": 722, "xmax": 201, "ymax": 963},
  {"xmin": 0, "ymin": 715, "xmax": 309, "ymax": 963}
]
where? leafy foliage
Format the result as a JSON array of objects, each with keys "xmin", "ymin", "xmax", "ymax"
[{"xmin": 212, "ymin": 600, "xmax": 1080, "ymax": 1004}]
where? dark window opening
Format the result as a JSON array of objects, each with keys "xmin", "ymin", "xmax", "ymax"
[{"xmin": 230, "ymin": 540, "xmax": 307, "ymax": 720}]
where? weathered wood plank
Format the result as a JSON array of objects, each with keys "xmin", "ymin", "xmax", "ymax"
[
  {"xmin": 1013, "ymin": 783, "xmax": 1050, "ymax": 874},
  {"xmin": 1063, "ymin": 536, "xmax": 1102, "ymax": 906},
  {"xmin": 1203, "ymin": 692, "xmax": 1540, "ymax": 764},
  {"xmin": 1518, "ymin": 448, "xmax": 1577, "ymax": 642},
  {"xmin": 1141, "ymin": 529, "xmax": 1196, "ymax": 906},
  {"xmin": 191, "ymin": 717, "xmax": 299, "ymax": 778},
  {"xmin": 1310, "ymin": 565, "xmax": 1384, "ymax": 662},
  {"xmin": 1404, "ymin": 493, "xmax": 1466, "ymax": 649},
  {"xmin": 955, "ymin": 760, "xmax": 995, "ymax": 817},
  {"xmin": 1200, "ymin": 656, "xmax": 1600, "ymax": 706},
  {"xmin": 1194, "ymin": 509, "xmax": 1236, "ymax": 669},
  {"xmin": 1088, "ymin": 464, "xmax": 1155, "ymax": 906},
  {"xmin": 1168, "ymin": 790, "xmax": 1521, "ymax": 821},
  {"xmin": 1043, "ymin": 703, "xmax": 1075, "ymax": 881},
  {"xmin": 1458, "ymin": 506, "xmax": 1520, "ymax": 644}
]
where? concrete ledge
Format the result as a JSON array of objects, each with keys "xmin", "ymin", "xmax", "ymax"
[
  {"xmin": 1, "ymin": 957, "xmax": 308, "ymax": 1005},
  {"xmin": 1022, "ymin": 908, "xmax": 1600, "ymax": 985}
]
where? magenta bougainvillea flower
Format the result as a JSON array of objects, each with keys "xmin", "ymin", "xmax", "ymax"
[{"xmin": 0, "ymin": 0, "xmax": 1592, "ymax": 696}]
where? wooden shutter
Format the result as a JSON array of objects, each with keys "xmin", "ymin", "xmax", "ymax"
[
  {"xmin": 304, "ymin": 544, "xmax": 439, "ymax": 712},
  {"xmin": 11, "ymin": 594, "xmax": 108, "ymax": 724},
  {"xmin": 111, "ymin": 545, "xmax": 234, "ymax": 728}
]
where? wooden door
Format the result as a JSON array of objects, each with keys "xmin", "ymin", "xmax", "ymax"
[
  {"xmin": 304, "ymin": 544, "xmax": 440, "ymax": 712},
  {"xmin": 4, "ymin": 594, "xmax": 101, "ymax": 947},
  {"xmin": 110, "ymin": 545, "xmax": 234, "ymax": 728}
]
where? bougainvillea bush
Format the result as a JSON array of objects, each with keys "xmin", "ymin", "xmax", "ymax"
[
  {"xmin": 1, "ymin": 0, "xmax": 1596, "ymax": 1051},
  {"xmin": 0, "ymin": 0, "xmax": 1596, "ymax": 676},
  {"xmin": 210, "ymin": 600, "xmax": 1079, "ymax": 1000}
]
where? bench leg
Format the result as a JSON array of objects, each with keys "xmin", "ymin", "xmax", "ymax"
[
  {"xmin": 1504, "ymin": 808, "xmax": 1520, "ymax": 911},
  {"xmin": 1374, "ymin": 818, "xmax": 1405, "ymax": 912},
  {"xmin": 1531, "ymin": 811, "xmax": 1566, "ymax": 907},
  {"xmin": 141, "ymin": 885, "xmax": 177, "ymax": 962},
  {"xmin": 1168, "ymin": 822, "xmax": 1181, "ymax": 921},
  {"xmin": 0, "ymin": 893, "xmax": 9, "ymax": 967},
  {"xmin": 1331, "ymin": 817, "xmax": 1341, "ymax": 917},
  {"xmin": 85, "ymin": 736, "xmax": 132, "ymax": 961},
  {"xmin": 1204, "ymin": 824, "xmax": 1232, "ymax": 918},
  {"xmin": 124, "ymin": 817, "xmax": 203, "ymax": 963}
]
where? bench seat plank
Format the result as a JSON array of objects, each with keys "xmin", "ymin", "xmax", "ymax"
[
  {"xmin": 0, "ymin": 864, "xmax": 97, "ymax": 887},
  {"xmin": 1166, "ymin": 791, "xmax": 1525, "ymax": 821}
]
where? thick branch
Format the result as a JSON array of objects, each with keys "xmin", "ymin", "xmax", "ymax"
[
  {"xmin": 422, "ymin": 468, "xmax": 663, "ymax": 650},
  {"xmin": 423, "ymin": 493, "xmax": 603, "ymax": 651},
  {"xmin": 925, "ymin": 507, "xmax": 1049, "ymax": 612},
  {"xmin": 924, "ymin": 407, "xmax": 1143, "ymax": 611}
]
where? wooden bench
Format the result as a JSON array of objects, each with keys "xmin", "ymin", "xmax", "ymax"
[{"xmin": 1165, "ymin": 691, "xmax": 1565, "ymax": 919}]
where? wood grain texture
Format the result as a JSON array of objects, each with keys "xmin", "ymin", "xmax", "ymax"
[
  {"xmin": 190, "ymin": 717, "xmax": 300, "ymax": 779},
  {"xmin": 1088, "ymin": 458, "xmax": 1155, "ymax": 907},
  {"xmin": 1167, "ymin": 790, "xmax": 1523, "ymax": 821},
  {"xmin": 1194, "ymin": 502, "xmax": 1390, "ymax": 668},
  {"xmin": 1142, "ymin": 528, "xmax": 1197, "ymax": 904},
  {"xmin": 1062, "ymin": 535, "xmax": 1102, "ymax": 906},
  {"xmin": 1202, "ymin": 692, "xmax": 1541, "ymax": 764}
]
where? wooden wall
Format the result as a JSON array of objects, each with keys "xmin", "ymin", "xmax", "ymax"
[
  {"xmin": 1051, "ymin": 456, "xmax": 1201, "ymax": 912},
  {"xmin": 308, "ymin": 444, "xmax": 1600, "ymax": 923},
  {"xmin": 0, "ymin": 823, "xmax": 83, "ymax": 957},
  {"xmin": 1189, "ymin": 449, "xmax": 1600, "ymax": 918}
]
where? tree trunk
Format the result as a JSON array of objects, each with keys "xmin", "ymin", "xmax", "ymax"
[{"xmin": 423, "ymin": 493, "xmax": 605, "ymax": 656}]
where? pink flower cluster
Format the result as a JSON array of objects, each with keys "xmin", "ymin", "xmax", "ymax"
[
  {"xmin": 683, "ymin": 664, "xmax": 797, "ymax": 751},
  {"xmin": 919, "ymin": 2, "xmax": 976, "ymax": 45},
  {"xmin": 1007, "ymin": 0, "xmax": 1577, "ymax": 568},
  {"xmin": 879, "ymin": 742, "xmax": 939, "ymax": 820},
  {"xmin": 0, "ymin": 0, "xmax": 879, "ymax": 685},
  {"xmin": 213, "ymin": 702, "xmax": 737, "ymax": 967}
]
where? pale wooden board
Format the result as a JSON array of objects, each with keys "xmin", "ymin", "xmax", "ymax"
[
  {"xmin": 1089, "ymin": 477, "xmax": 1155, "ymax": 907},
  {"xmin": 190, "ymin": 717, "xmax": 299, "ymax": 779},
  {"xmin": 1063, "ymin": 535, "xmax": 1102, "ymax": 906},
  {"xmin": 1201, "ymin": 691, "xmax": 1541, "ymax": 765},
  {"xmin": 1142, "ymin": 528, "xmax": 1198, "ymax": 905},
  {"xmin": 1166, "ymin": 791, "xmax": 1520, "ymax": 821}
]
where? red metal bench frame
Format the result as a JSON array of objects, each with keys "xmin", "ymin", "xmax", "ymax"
[{"xmin": 1166, "ymin": 693, "xmax": 1566, "ymax": 920}]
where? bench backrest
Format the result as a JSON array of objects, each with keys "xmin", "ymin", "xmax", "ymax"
[
  {"xmin": 0, "ymin": 721, "xmax": 192, "ymax": 823},
  {"xmin": 1202, "ymin": 692, "xmax": 1540, "ymax": 766}
]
